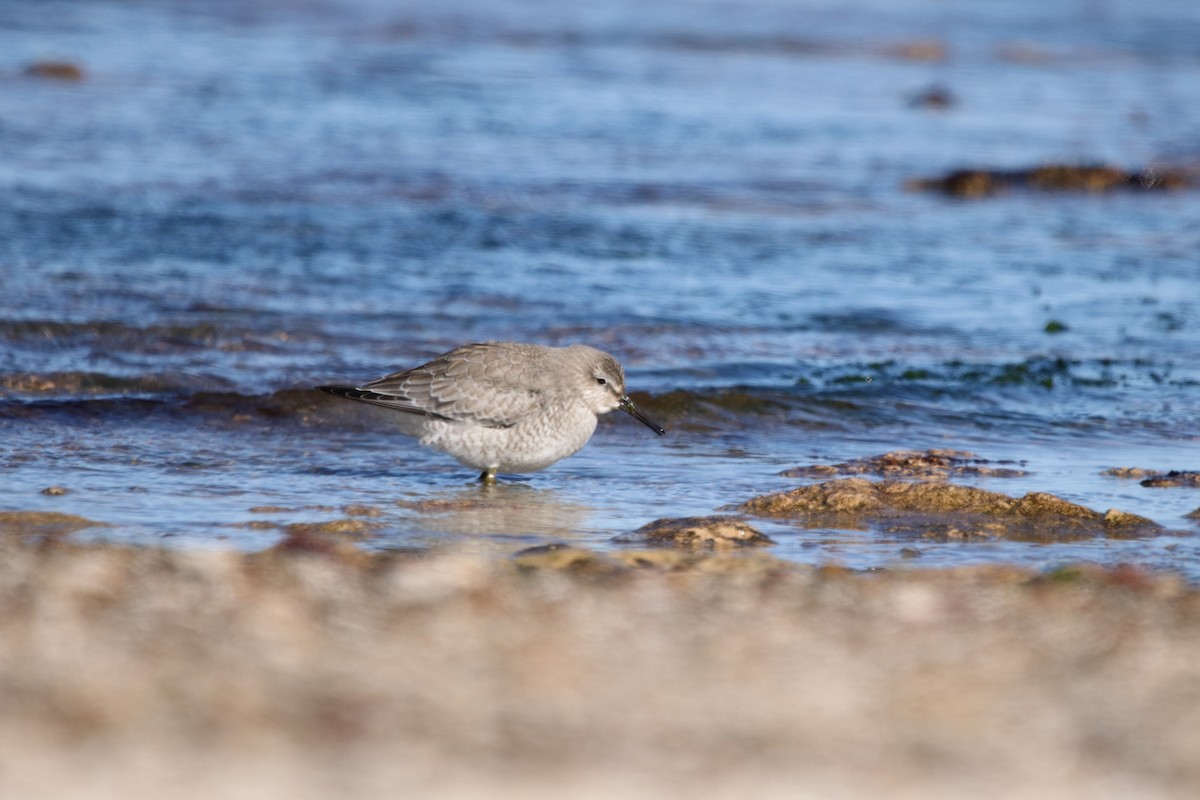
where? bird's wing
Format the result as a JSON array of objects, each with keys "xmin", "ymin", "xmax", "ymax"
[{"xmin": 358, "ymin": 343, "xmax": 546, "ymax": 429}]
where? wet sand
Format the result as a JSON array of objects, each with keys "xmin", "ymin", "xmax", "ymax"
[{"xmin": 3, "ymin": 535, "xmax": 1199, "ymax": 799}]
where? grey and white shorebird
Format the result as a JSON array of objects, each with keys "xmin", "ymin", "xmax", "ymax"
[{"xmin": 317, "ymin": 341, "xmax": 666, "ymax": 482}]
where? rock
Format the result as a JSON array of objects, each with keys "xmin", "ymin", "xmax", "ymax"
[
  {"xmin": 23, "ymin": 61, "xmax": 86, "ymax": 81},
  {"xmin": 343, "ymin": 504, "xmax": 384, "ymax": 517},
  {"xmin": 1140, "ymin": 471, "xmax": 1200, "ymax": 488},
  {"xmin": 282, "ymin": 518, "xmax": 380, "ymax": 538},
  {"xmin": 614, "ymin": 516, "xmax": 774, "ymax": 550},
  {"xmin": 885, "ymin": 39, "xmax": 948, "ymax": 62},
  {"xmin": 1103, "ymin": 467, "xmax": 1163, "ymax": 479},
  {"xmin": 996, "ymin": 42, "xmax": 1055, "ymax": 63},
  {"xmin": 0, "ymin": 510, "xmax": 108, "ymax": 537},
  {"xmin": 1102, "ymin": 469, "xmax": 1200, "ymax": 488},
  {"xmin": 229, "ymin": 520, "xmax": 278, "ymax": 530},
  {"xmin": 263, "ymin": 531, "xmax": 371, "ymax": 565},
  {"xmin": 744, "ymin": 478, "xmax": 1078, "ymax": 517},
  {"xmin": 781, "ymin": 449, "xmax": 1027, "ymax": 480},
  {"xmin": 1011, "ymin": 492, "xmax": 1099, "ymax": 520},
  {"xmin": 746, "ymin": 477, "xmax": 887, "ymax": 515},
  {"xmin": 908, "ymin": 84, "xmax": 956, "ymax": 109},
  {"xmin": 739, "ymin": 479, "xmax": 1162, "ymax": 542},
  {"xmin": 907, "ymin": 164, "xmax": 1192, "ymax": 197},
  {"xmin": 1104, "ymin": 509, "xmax": 1158, "ymax": 528}
]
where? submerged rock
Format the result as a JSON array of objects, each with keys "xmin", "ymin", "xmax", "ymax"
[
  {"xmin": 613, "ymin": 515, "xmax": 774, "ymax": 550},
  {"xmin": 343, "ymin": 504, "xmax": 384, "ymax": 517},
  {"xmin": 0, "ymin": 510, "xmax": 108, "ymax": 537},
  {"xmin": 1140, "ymin": 471, "xmax": 1200, "ymax": 489},
  {"xmin": 1103, "ymin": 467, "xmax": 1163, "ymax": 480},
  {"xmin": 739, "ymin": 478, "xmax": 1161, "ymax": 542},
  {"xmin": 907, "ymin": 164, "xmax": 1191, "ymax": 197},
  {"xmin": 22, "ymin": 61, "xmax": 86, "ymax": 81},
  {"xmin": 781, "ymin": 449, "xmax": 1027, "ymax": 480},
  {"xmin": 884, "ymin": 39, "xmax": 948, "ymax": 62},
  {"xmin": 282, "ymin": 518, "xmax": 381, "ymax": 538},
  {"xmin": 262, "ymin": 530, "xmax": 372, "ymax": 565},
  {"xmin": 1103, "ymin": 468, "xmax": 1200, "ymax": 488},
  {"xmin": 907, "ymin": 84, "xmax": 957, "ymax": 109}
]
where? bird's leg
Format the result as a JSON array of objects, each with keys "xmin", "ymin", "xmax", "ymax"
[{"xmin": 479, "ymin": 469, "xmax": 497, "ymax": 484}]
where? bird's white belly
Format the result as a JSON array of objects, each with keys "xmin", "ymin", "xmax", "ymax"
[{"xmin": 420, "ymin": 406, "xmax": 599, "ymax": 473}]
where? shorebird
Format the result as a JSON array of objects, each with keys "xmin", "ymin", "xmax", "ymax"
[{"xmin": 318, "ymin": 341, "xmax": 665, "ymax": 482}]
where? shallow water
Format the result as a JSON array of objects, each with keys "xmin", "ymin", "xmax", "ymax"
[{"xmin": 2, "ymin": 0, "xmax": 1198, "ymax": 575}]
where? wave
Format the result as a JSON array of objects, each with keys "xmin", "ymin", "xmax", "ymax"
[
  {"xmin": 0, "ymin": 371, "xmax": 232, "ymax": 397},
  {"xmin": 0, "ymin": 319, "xmax": 301, "ymax": 354},
  {"xmin": 2, "ymin": 355, "xmax": 1195, "ymax": 441}
]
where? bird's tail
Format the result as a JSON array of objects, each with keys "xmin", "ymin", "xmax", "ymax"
[
  {"xmin": 316, "ymin": 385, "xmax": 403, "ymax": 405},
  {"xmin": 315, "ymin": 385, "xmax": 450, "ymax": 421},
  {"xmin": 316, "ymin": 385, "xmax": 359, "ymax": 399}
]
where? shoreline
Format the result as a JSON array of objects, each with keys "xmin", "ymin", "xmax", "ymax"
[{"xmin": 3, "ymin": 535, "xmax": 1198, "ymax": 799}]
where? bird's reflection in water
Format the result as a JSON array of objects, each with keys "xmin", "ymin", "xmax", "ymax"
[{"xmin": 392, "ymin": 481, "xmax": 594, "ymax": 553}]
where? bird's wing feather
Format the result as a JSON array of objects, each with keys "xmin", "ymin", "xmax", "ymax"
[{"xmin": 359, "ymin": 343, "xmax": 547, "ymax": 429}]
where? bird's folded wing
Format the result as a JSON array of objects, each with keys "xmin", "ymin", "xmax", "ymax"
[{"xmin": 361, "ymin": 355, "xmax": 542, "ymax": 430}]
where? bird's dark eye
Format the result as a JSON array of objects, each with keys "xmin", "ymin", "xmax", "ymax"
[{"xmin": 595, "ymin": 377, "xmax": 607, "ymax": 385}]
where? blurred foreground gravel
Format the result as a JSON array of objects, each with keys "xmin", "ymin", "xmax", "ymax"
[{"xmin": 2, "ymin": 538, "xmax": 1199, "ymax": 799}]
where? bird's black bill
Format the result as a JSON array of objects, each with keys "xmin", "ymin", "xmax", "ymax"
[{"xmin": 620, "ymin": 396, "xmax": 666, "ymax": 436}]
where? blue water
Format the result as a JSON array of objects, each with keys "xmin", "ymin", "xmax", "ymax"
[{"xmin": 2, "ymin": 0, "xmax": 1198, "ymax": 576}]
